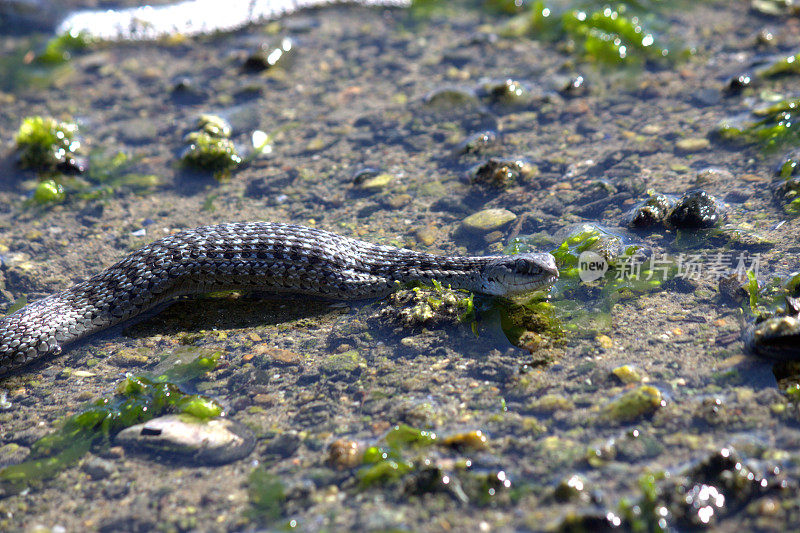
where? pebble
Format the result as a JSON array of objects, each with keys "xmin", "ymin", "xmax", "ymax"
[
  {"xmin": 355, "ymin": 173, "xmax": 393, "ymax": 192},
  {"xmin": 115, "ymin": 415, "xmax": 255, "ymax": 465},
  {"xmin": 675, "ymin": 137, "xmax": 710, "ymax": 152},
  {"xmin": 461, "ymin": 208, "xmax": 517, "ymax": 232},
  {"xmin": 82, "ymin": 456, "xmax": 117, "ymax": 480},
  {"xmin": 414, "ymin": 226, "xmax": 438, "ymax": 246}
]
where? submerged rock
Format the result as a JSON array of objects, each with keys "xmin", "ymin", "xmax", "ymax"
[
  {"xmin": 115, "ymin": 415, "xmax": 255, "ymax": 465},
  {"xmin": 665, "ymin": 448, "xmax": 789, "ymax": 529},
  {"xmin": 600, "ymin": 386, "xmax": 664, "ymax": 423},
  {"xmin": 423, "ymin": 87, "xmax": 480, "ymax": 109},
  {"xmin": 461, "ymin": 208, "xmax": 517, "ymax": 232},
  {"xmin": 467, "ymin": 157, "xmax": 537, "ymax": 189},
  {"xmin": 478, "ymin": 78, "xmax": 534, "ymax": 106},
  {"xmin": 746, "ymin": 314, "xmax": 800, "ymax": 360},
  {"xmin": 624, "ymin": 190, "xmax": 726, "ymax": 231},
  {"xmin": 623, "ymin": 194, "xmax": 676, "ymax": 229},
  {"xmin": 454, "ymin": 130, "xmax": 499, "ymax": 155},
  {"xmin": 668, "ymin": 190, "xmax": 726, "ymax": 229},
  {"xmin": 243, "ymin": 37, "xmax": 294, "ymax": 72}
]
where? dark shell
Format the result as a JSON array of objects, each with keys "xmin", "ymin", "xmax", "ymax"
[
  {"xmin": 623, "ymin": 194, "xmax": 676, "ymax": 229},
  {"xmin": 667, "ymin": 190, "xmax": 726, "ymax": 229}
]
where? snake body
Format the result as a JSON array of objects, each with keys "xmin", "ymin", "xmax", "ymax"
[{"xmin": 0, "ymin": 222, "xmax": 558, "ymax": 376}]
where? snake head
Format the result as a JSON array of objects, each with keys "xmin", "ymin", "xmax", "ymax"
[{"xmin": 479, "ymin": 253, "xmax": 559, "ymax": 296}]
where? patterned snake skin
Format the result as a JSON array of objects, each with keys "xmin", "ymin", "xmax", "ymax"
[{"xmin": 0, "ymin": 222, "xmax": 558, "ymax": 375}]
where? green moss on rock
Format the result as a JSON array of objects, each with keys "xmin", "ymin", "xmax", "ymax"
[{"xmin": 15, "ymin": 115, "xmax": 80, "ymax": 172}]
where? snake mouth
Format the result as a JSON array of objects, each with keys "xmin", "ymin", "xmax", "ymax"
[{"xmin": 503, "ymin": 274, "xmax": 559, "ymax": 296}]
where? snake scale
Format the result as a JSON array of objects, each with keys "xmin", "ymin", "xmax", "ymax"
[{"xmin": 0, "ymin": 222, "xmax": 558, "ymax": 376}]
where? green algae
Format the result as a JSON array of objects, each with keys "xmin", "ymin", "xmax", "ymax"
[
  {"xmin": 503, "ymin": 224, "xmax": 668, "ymax": 343},
  {"xmin": 357, "ymin": 424, "xmax": 471, "ymax": 488},
  {"xmin": 744, "ymin": 271, "xmax": 800, "ymax": 318},
  {"xmin": 15, "ymin": 115, "xmax": 80, "ymax": 172},
  {"xmin": 247, "ymin": 467, "xmax": 286, "ymax": 521},
  {"xmin": 85, "ymin": 151, "xmax": 161, "ymax": 195},
  {"xmin": 182, "ymin": 132, "xmax": 242, "ymax": 175},
  {"xmin": 759, "ymin": 52, "xmax": 800, "ymax": 79},
  {"xmin": 617, "ymin": 472, "xmax": 668, "ymax": 533},
  {"xmin": 359, "ymin": 446, "xmax": 415, "ymax": 486},
  {"xmin": 385, "ymin": 424, "xmax": 438, "ymax": 448},
  {"xmin": 501, "ymin": 1, "xmax": 673, "ymax": 66},
  {"xmin": 717, "ymin": 98, "xmax": 800, "ymax": 151},
  {"xmin": 16, "ymin": 116, "xmax": 161, "ymax": 205},
  {"xmin": 0, "ymin": 351, "xmax": 222, "ymax": 497},
  {"xmin": 32, "ymin": 179, "xmax": 65, "ymax": 204},
  {"xmin": 181, "ymin": 114, "xmax": 242, "ymax": 180},
  {"xmin": 37, "ymin": 31, "xmax": 93, "ymax": 65},
  {"xmin": 600, "ymin": 385, "xmax": 664, "ymax": 423}
]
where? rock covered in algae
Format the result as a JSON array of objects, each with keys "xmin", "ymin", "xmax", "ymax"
[
  {"xmin": 600, "ymin": 385, "xmax": 664, "ymax": 423},
  {"xmin": 115, "ymin": 415, "xmax": 255, "ymax": 465}
]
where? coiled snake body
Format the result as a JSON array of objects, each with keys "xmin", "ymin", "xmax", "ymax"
[{"xmin": 0, "ymin": 222, "xmax": 558, "ymax": 375}]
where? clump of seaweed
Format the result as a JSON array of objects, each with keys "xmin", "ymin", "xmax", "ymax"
[
  {"xmin": 181, "ymin": 114, "xmax": 242, "ymax": 180},
  {"xmin": 717, "ymin": 97, "xmax": 800, "ymax": 151},
  {"xmin": 15, "ymin": 115, "xmax": 80, "ymax": 173},
  {"xmin": 500, "ymin": 1, "xmax": 674, "ymax": 66}
]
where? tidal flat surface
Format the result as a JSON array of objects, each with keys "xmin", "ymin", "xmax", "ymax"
[{"xmin": 1, "ymin": 1, "xmax": 800, "ymax": 531}]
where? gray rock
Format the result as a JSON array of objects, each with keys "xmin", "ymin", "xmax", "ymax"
[
  {"xmin": 82, "ymin": 456, "xmax": 117, "ymax": 480},
  {"xmin": 115, "ymin": 415, "xmax": 255, "ymax": 465}
]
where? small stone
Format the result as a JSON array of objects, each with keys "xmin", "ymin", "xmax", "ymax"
[
  {"xmin": 596, "ymin": 334, "xmax": 614, "ymax": 350},
  {"xmin": 253, "ymin": 346, "xmax": 303, "ymax": 365},
  {"xmin": 328, "ymin": 439, "xmax": 362, "ymax": 469},
  {"xmin": 384, "ymin": 193, "xmax": 412, "ymax": 209},
  {"xmin": 82, "ymin": 456, "xmax": 117, "ymax": 480},
  {"xmin": 109, "ymin": 350, "xmax": 150, "ymax": 368},
  {"xmin": 623, "ymin": 194, "xmax": 675, "ymax": 229},
  {"xmin": 0, "ymin": 443, "xmax": 29, "ymax": 468},
  {"xmin": 718, "ymin": 273, "xmax": 750, "ymax": 305},
  {"xmin": 695, "ymin": 167, "xmax": 734, "ymax": 185},
  {"xmin": 454, "ymin": 130, "xmax": 498, "ymax": 155},
  {"xmin": 747, "ymin": 315, "xmax": 800, "ymax": 360},
  {"xmin": 414, "ymin": 226, "xmax": 437, "ymax": 246},
  {"xmin": 242, "ymin": 37, "xmax": 294, "ymax": 72},
  {"xmin": 441, "ymin": 430, "xmax": 489, "ymax": 451},
  {"xmin": 554, "ymin": 474, "xmax": 588, "ymax": 502},
  {"xmin": 461, "ymin": 208, "xmax": 517, "ymax": 232},
  {"xmin": 611, "ymin": 364, "xmax": 642, "ymax": 384},
  {"xmin": 320, "ymin": 350, "xmax": 365, "ymax": 375},
  {"xmin": 468, "ymin": 157, "xmax": 537, "ymax": 189},
  {"xmin": 424, "ymin": 87, "xmax": 480, "ymax": 109},
  {"xmin": 355, "ymin": 173, "xmax": 393, "ymax": 192},
  {"xmin": 675, "ymin": 137, "xmax": 710, "ymax": 152},
  {"xmin": 115, "ymin": 415, "xmax": 255, "ymax": 465},
  {"xmin": 479, "ymin": 78, "xmax": 533, "ymax": 106},
  {"xmin": 263, "ymin": 431, "xmax": 302, "ymax": 458}
]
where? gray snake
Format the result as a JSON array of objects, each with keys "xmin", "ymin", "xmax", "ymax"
[{"xmin": 0, "ymin": 222, "xmax": 558, "ymax": 376}]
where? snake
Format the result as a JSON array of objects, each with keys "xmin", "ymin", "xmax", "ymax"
[{"xmin": 0, "ymin": 222, "xmax": 558, "ymax": 376}]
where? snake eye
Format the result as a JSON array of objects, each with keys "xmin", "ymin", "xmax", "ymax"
[{"xmin": 514, "ymin": 258, "xmax": 528, "ymax": 273}]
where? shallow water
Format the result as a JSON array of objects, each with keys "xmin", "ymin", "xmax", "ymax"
[{"xmin": 0, "ymin": 1, "xmax": 799, "ymax": 531}]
